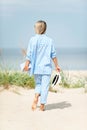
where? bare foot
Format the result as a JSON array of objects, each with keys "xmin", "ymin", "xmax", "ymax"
[
  {"xmin": 31, "ymin": 94, "xmax": 40, "ymax": 111},
  {"xmin": 39, "ymin": 104, "xmax": 45, "ymax": 111},
  {"xmin": 32, "ymin": 98, "xmax": 38, "ymax": 111}
]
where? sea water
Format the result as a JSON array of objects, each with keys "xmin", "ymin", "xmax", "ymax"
[{"xmin": 0, "ymin": 48, "xmax": 87, "ymax": 70}]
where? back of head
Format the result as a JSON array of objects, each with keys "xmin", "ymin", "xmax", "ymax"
[{"xmin": 34, "ymin": 20, "xmax": 47, "ymax": 34}]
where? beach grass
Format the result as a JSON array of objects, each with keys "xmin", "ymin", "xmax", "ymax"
[
  {"xmin": 0, "ymin": 70, "xmax": 35, "ymax": 89},
  {"xmin": 60, "ymin": 70, "xmax": 86, "ymax": 88},
  {"xmin": 0, "ymin": 68, "xmax": 86, "ymax": 90}
]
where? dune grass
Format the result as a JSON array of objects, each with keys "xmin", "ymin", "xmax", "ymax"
[
  {"xmin": 0, "ymin": 70, "xmax": 35, "ymax": 89},
  {"xmin": 60, "ymin": 70, "xmax": 86, "ymax": 88},
  {"xmin": 0, "ymin": 69, "xmax": 86, "ymax": 90}
]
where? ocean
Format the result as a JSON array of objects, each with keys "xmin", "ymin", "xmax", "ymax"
[{"xmin": 0, "ymin": 48, "xmax": 87, "ymax": 70}]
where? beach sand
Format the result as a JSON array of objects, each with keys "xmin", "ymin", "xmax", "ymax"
[{"xmin": 0, "ymin": 70, "xmax": 87, "ymax": 130}]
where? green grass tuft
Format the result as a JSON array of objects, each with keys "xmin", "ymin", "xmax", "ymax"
[
  {"xmin": 60, "ymin": 70, "xmax": 85, "ymax": 88},
  {"xmin": 0, "ymin": 71, "xmax": 35, "ymax": 89}
]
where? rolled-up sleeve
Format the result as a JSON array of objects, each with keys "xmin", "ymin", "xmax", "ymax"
[{"xmin": 51, "ymin": 40, "xmax": 56, "ymax": 58}]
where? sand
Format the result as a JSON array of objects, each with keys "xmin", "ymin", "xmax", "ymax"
[
  {"xmin": 0, "ymin": 70, "xmax": 87, "ymax": 130},
  {"xmin": 0, "ymin": 87, "xmax": 87, "ymax": 130}
]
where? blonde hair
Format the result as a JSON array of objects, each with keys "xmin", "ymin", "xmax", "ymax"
[{"xmin": 34, "ymin": 20, "xmax": 47, "ymax": 34}]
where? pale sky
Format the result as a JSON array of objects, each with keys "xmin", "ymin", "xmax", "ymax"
[{"xmin": 0, "ymin": 0, "xmax": 87, "ymax": 49}]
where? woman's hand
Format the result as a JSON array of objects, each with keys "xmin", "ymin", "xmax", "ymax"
[
  {"xmin": 23, "ymin": 60, "xmax": 30, "ymax": 71},
  {"xmin": 23, "ymin": 65, "xmax": 29, "ymax": 71},
  {"xmin": 56, "ymin": 66, "xmax": 61, "ymax": 72}
]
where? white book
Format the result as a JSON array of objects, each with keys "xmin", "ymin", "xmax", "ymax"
[{"xmin": 20, "ymin": 62, "xmax": 31, "ymax": 71}]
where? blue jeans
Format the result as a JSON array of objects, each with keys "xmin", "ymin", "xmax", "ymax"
[{"xmin": 34, "ymin": 74, "xmax": 51, "ymax": 104}]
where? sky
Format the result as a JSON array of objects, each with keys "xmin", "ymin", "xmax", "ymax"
[{"xmin": 0, "ymin": 0, "xmax": 87, "ymax": 49}]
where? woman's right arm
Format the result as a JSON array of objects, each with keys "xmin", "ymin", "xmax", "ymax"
[{"xmin": 52, "ymin": 57, "xmax": 60, "ymax": 72}]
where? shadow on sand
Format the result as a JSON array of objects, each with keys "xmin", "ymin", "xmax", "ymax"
[{"xmin": 45, "ymin": 101, "xmax": 72, "ymax": 111}]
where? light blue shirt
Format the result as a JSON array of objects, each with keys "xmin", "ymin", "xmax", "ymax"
[{"xmin": 26, "ymin": 34, "xmax": 56, "ymax": 75}]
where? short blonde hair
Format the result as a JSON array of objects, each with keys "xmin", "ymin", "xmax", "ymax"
[{"xmin": 34, "ymin": 20, "xmax": 47, "ymax": 34}]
